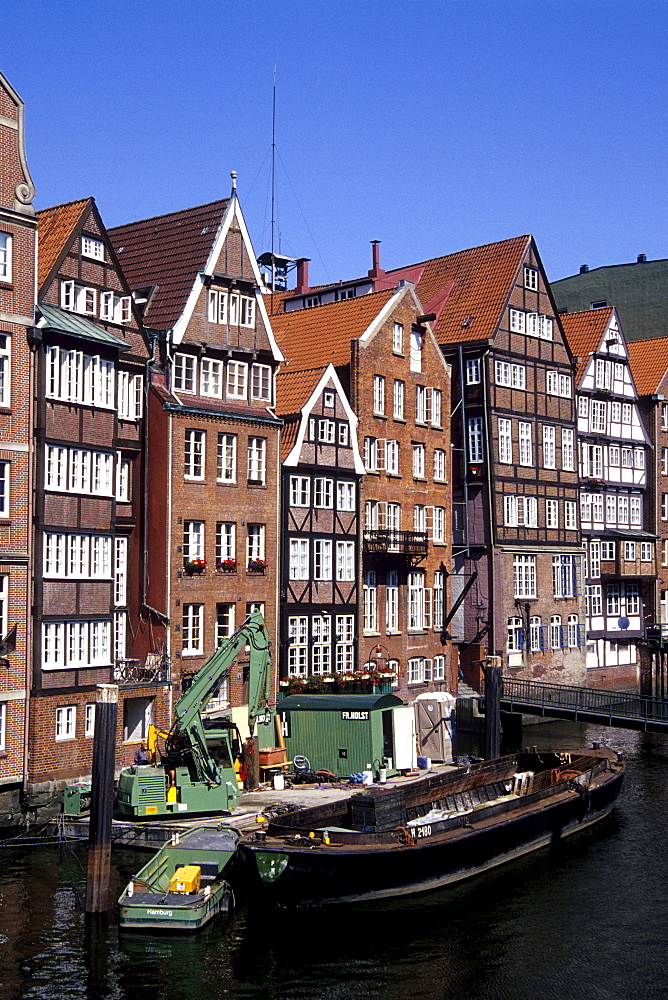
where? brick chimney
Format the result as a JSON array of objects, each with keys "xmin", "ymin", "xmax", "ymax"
[
  {"xmin": 295, "ymin": 258, "xmax": 310, "ymax": 294},
  {"xmin": 368, "ymin": 240, "xmax": 385, "ymax": 279}
]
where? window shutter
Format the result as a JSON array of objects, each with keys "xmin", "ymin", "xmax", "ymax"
[
  {"xmin": 539, "ymin": 626, "xmax": 548, "ymax": 650},
  {"xmin": 376, "ymin": 439, "xmax": 386, "ymax": 471}
]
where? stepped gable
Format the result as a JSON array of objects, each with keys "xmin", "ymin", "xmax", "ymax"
[
  {"xmin": 560, "ymin": 307, "xmax": 615, "ymax": 381},
  {"xmin": 626, "ymin": 336, "xmax": 668, "ymax": 396},
  {"xmin": 385, "ymin": 234, "xmax": 531, "ymax": 343},
  {"xmin": 270, "ymin": 288, "xmax": 396, "ymax": 368},
  {"xmin": 36, "ymin": 199, "xmax": 91, "ymax": 288},
  {"xmin": 108, "ymin": 199, "xmax": 228, "ymax": 330}
]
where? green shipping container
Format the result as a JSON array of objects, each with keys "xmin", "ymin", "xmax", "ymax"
[{"xmin": 277, "ymin": 693, "xmax": 404, "ymax": 778}]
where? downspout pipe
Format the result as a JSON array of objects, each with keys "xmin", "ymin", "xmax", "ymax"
[{"xmin": 481, "ymin": 350, "xmax": 496, "ymax": 655}]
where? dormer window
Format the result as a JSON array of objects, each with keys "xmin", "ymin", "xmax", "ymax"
[{"xmin": 82, "ymin": 237, "xmax": 105, "ymax": 261}]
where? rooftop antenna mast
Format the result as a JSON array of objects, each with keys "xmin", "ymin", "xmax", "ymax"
[{"xmin": 271, "ymin": 65, "xmax": 277, "ymax": 294}]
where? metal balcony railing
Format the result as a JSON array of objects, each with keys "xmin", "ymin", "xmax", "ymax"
[
  {"xmin": 113, "ymin": 654, "xmax": 170, "ymax": 686},
  {"xmin": 363, "ymin": 529, "xmax": 428, "ymax": 557}
]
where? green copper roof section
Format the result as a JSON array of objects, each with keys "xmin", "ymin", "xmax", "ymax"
[{"xmin": 37, "ymin": 303, "xmax": 131, "ymax": 351}]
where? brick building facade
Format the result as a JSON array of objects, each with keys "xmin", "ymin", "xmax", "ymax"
[
  {"xmin": 0, "ymin": 73, "xmax": 36, "ymax": 801},
  {"xmin": 271, "ymin": 281, "xmax": 455, "ymax": 700},
  {"xmin": 109, "ymin": 186, "xmax": 284, "ymax": 733},
  {"xmin": 29, "ymin": 197, "xmax": 162, "ymax": 788}
]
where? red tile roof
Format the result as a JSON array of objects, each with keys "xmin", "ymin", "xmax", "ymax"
[
  {"xmin": 627, "ymin": 336, "xmax": 668, "ymax": 395},
  {"xmin": 560, "ymin": 308, "xmax": 615, "ymax": 382},
  {"xmin": 36, "ymin": 199, "xmax": 91, "ymax": 289},
  {"xmin": 279, "ymin": 417, "xmax": 300, "ymax": 462},
  {"xmin": 270, "ymin": 289, "xmax": 396, "ymax": 369},
  {"xmin": 385, "ymin": 235, "xmax": 531, "ymax": 344},
  {"xmin": 274, "ymin": 235, "xmax": 532, "ymax": 346},
  {"xmin": 275, "ymin": 365, "xmax": 328, "ymax": 417},
  {"xmin": 108, "ymin": 200, "xmax": 229, "ymax": 330}
]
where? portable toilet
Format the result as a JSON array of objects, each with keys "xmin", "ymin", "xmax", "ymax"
[
  {"xmin": 414, "ymin": 691, "xmax": 456, "ymax": 763},
  {"xmin": 276, "ymin": 693, "xmax": 407, "ymax": 778}
]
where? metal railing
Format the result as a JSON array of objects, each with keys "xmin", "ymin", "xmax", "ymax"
[
  {"xmin": 363, "ymin": 529, "xmax": 428, "ymax": 557},
  {"xmin": 113, "ymin": 655, "xmax": 170, "ymax": 686},
  {"xmin": 501, "ymin": 676, "xmax": 668, "ymax": 732}
]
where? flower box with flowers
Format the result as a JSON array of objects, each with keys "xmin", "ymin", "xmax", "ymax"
[
  {"xmin": 217, "ymin": 558, "xmax": 238, "ymax": 573},
  {"xmin": 248, "ymin": 559, "xmax": 268, "ymax": 573},
  {"xmin": 184, "ymin": 558, "xmax": 206, "ymax": 575}
]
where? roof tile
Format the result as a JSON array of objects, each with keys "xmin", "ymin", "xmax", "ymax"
[
  {"xmin": 36, "ymin": 199, "xmax": 91, "ymax": 289},
  {"xmin": 560, "ymin": 308, "xmax": 615, "ymax": 382},
  {"xmin": 271, "ymin": 289, "xmax": 396, "ymax": 369},
  {"xmin": 108, "ymin": 200, "xmax": 229, "ymax": 330},
  {"xmin": 627, "ymin": 336, "xmax": 668, "ymax": 395},
  {"xmin": 275, "ymin": 366, "xmax": 328, "ymax": 417},
  {"xmin": 386, "ymin": 235, "xmax": 531, "ymax": 344}
]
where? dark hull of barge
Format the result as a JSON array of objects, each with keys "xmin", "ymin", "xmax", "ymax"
[{"xmin": 236, "ymin": 749, "xmax": 624, "ymax": 907}]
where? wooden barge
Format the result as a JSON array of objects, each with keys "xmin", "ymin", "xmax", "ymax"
[{"xmin": 235, "ymin": 747, "xmax": 624, "ymax": 906}]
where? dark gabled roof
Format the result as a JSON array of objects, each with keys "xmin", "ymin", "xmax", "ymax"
[
  {"xmin": 108, "ymin": 200, "xmax": 229, "ymax": 330},
  {"xmin": 37, "ymin": 303, "xmax": 130, "ymax": 350},
  {"xmin": 36, "ymin": 199, "xmax": 91, "ymax": 289}
]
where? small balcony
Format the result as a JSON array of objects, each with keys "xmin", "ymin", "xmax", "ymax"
[
  {"xmin": 114, "ymin": 653, "xmax": 170, "ymax": 686},
  {"xmin": 363, "ymin": 529, "xmax": 428, "ymax": 560}
]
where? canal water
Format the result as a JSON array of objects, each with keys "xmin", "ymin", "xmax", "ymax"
[{"xmin": 0, "ymin": 720, "xmax": 666, "ymax": 1000}]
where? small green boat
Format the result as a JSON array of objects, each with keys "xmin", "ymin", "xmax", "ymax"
[{"xmin": 118, "ymin": 825, "xmax": 240, "ymax": 933}]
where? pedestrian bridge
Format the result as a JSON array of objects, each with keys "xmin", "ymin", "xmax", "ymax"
[{"xmin": 500, "ymin": 677, "xmax": 668, "ymax": 733}]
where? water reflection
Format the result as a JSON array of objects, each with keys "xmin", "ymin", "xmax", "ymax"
[{"xmin": 0, "ymin": 722, "xmax": 666, "ymax": 1000}]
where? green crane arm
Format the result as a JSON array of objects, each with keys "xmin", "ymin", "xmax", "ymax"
[{"xmin": 170, "ymin": 611, "xmax": 271, "ymax": 783}]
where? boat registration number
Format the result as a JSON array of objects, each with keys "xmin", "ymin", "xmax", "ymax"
[{"xmin": 415, "ymin": 824, "xmax": 433, "ymax": 839}]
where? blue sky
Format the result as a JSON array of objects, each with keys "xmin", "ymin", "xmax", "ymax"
[{"xmin": 3, "ymin": 0, "xmax": 666, "ymax": 285}]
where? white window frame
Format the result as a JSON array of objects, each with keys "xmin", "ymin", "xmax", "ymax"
[
  {"xmin": 0, "ymin": 333, "xmax": 10, "ymax": 407},
  {"xmin": 498, "ymin": 419, "xmax": 513, "ymax": 464},
  {"xmin": 373, "ymin": 375, "xmax": 385, "ymax": 415},
  {"xmin": 247, "ymin": 437, "xmax": 266, "ymax": 484},
  {"xmin": 336, "ymin": 541, "xmax": 355, "ymax": 581},
  {"xmin": 217, "ymin": 433, "xmax": 236, "ymax": 483},
  {"xmin": 174, "ymin": 353, "xmax": 196, "ymax": 393},
  {"xmin": 56, "ymin": 706, "xmax": 76, "ymax": 741},
  {"xmin": 412, "ymin": 443, "xmax": 425, "ymax": 479},
  {"xmin": 513, "ymin": 554, "xmax": 536, "ymax": 599},
  {"xmin": 289, "ymin": 538, "xmax": 309, "ymax": 580},
  {"xmin": 251, "ymin": 363, "xmax": 272, "ymax": 402},
  {"xmin": 0, "ymin": 233, "xmax": 11, "ymax": 282},
  {"xmin": 226, "ymin": 360, "xmax": 248, "ymax": 400},
  {"xmin": 246, "ymin": 524, "xmax": 265, "ymax": 562},
  {"xmin": 182, "ymin": 604, "xmax": 204, "ymax": 655},
  {"xmin": 337, "ymin": 481, "xmax": 356, "ymax": 511},
  {"xmin": 184, "ymin": 429, "xmax": 205, "ymax": 479},
  {"xmin": 200, "ymin": 358, "xmax": 224, "ymax": 399},
  {"xmin": 393, "ymin": 380, "xmax": 404, "ymax": 419},
  {"xmin": 543, "ymin": 426, "xmax": 556, "ymax": 469}
]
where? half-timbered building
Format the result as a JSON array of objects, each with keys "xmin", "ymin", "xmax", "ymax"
[
  {"xmin": 562, "ymin": 308, "xmax": 655, "ymax": 690},
  {"xmin": 275, "ymin": 363, "xmax": 364, "ymax": 685},
  {"xmin": 271, "ymin": 282, "xmax": 454, "ymax": 700},
  {"xmin": 273, "ymin": 237, "xmax": 587, "ymax": 687},
  {"xmin": 31, "ymin": 197, "xmax": 156, "ymax": 786}
]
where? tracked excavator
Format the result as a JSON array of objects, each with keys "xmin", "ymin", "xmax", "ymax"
[{"xmin": 117, "ymin": 611, "xmax": 271, "ymax": 818}]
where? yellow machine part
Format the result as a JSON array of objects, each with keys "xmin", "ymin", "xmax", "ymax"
[{"xmin": 169, "ymin": 865, "xmax": 201, "ymax": 893}]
